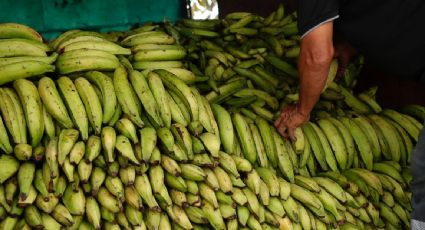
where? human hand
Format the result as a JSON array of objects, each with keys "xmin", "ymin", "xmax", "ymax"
[
  {"xmin": 274, "ymin": 104, "xmax": 310, "ymax": 141},
  {"xmin": 334, "ymin": 40, "xmax": 357, "ymax": 77}
]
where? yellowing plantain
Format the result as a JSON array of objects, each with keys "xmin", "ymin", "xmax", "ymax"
[
  {"xmin": 113, "ymin": 66, "xmax": 144, "ymax": 127},
  {"xmin": 85, "ymin": 71, "xmax": 117, "ymax": 124},
  {"xmin": 38, "ymin": 77, "xmax": 74, "ymax": 129},
  {"xmin": 129, "ymin": 70, "xmax": 163, "ymax": 127},
  {"xmin": 13, "ymin": 79, "xmax": 44, "ymax": 146},
  {"xmin": 56, "ymin": 76, "xmax": 89, "ymax": 140},
  {"xmin": 74, "ymin": 77, "xmax": 103, "ymax": 135},
  {"xmin": 0, "ymin": 23, "xmax": 43, "ymax": 41},
  {"xmin": 56, "ymin": 56, "xmax": 119, "ymax": 74}
]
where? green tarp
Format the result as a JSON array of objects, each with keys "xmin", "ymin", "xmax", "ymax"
[{"xmin": 0, "ymin": 0, "xmax": 184, "ymax": 39}]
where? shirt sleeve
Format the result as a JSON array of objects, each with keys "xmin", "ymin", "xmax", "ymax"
[{"xmin": 297, "ymin": 0, "xmax": 340, "ymax": 38}]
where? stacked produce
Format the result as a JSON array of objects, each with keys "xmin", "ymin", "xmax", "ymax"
[
  {"xmin": 172, "ymin": 5, "xmax": 421, "ymax": 171},
  {"xmin": 0, "ymin": 4, "xmax": 424, "ymax": 230},
  {"xmin": 120, "ymin": 27, "xmax": 187, "ymax": 70},
  {"xmin": 51, "ymin": 30, "xmax": 131, "ymax": 74},
  {"xmin": 0, "ymin": 23, "xmax": 56, "ymax": 85}
]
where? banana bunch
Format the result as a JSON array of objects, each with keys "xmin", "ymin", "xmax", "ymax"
[
  {"xmin": 52, "ymin": 30, "xmax": 130, "ymax": 74},
  {"xmin": 302, "ymin": 107, "xmax": 421, "ymax": 169},
  {"xmin": 214, "ymin": 101, "xmax": 421, "ymax": 177},
  {"xmin": 178, "ymin": 8, "xmax": 299, "ymax": 76},
  {"xmin": 283, "ymin": 82, "xmax": 382, "ymax": 116},
  {"xmin": 401, "ymin": 104, "xmax": 425, "ymax": 122},
  {"xmin": 0, "ymin": 127, "xmax": 414, "ymax": 230},
  {"xmin": 0, "ymin": 23, "xmax": 56, "ymax": 86},
  {"xmin": 119, "ymin": 26, "xmax": 190, "ymax": 73}
]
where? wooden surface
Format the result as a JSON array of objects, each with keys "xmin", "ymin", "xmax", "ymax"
[{"xmin": 217, "ymin": 0, "xmax": 425, "ymax": 107}]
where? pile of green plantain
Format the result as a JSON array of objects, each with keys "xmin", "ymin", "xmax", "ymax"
[{"xmin": 0, "ymin": 3, "xmax": 424, "ymax": 230}]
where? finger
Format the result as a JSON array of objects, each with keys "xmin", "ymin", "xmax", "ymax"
[
  {"xmin": 274, "ymin": 115, "xmax": 282, "ymax": 127},
  {"xmin": 282, "ymin": 131, "xmax": 289, "ymax": 139},
  {"xmin": 291, "ymin": 129, "xmax": 298, "ymax": 142},
  {"xmin": 277, "ymin": 124, "xmax": 287, "ymax": 137},
  {"xmin": 288, "ymin": 127, "xmax": 296, "ymax": 142}
]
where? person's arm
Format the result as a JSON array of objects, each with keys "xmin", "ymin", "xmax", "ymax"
[
  {"xmin": 298, "ymin": 21, "xmax": 335, "ymax": 116},
  {"xmin": 275, "ymin": 21, "xmax": 334, "ymax": 139}
]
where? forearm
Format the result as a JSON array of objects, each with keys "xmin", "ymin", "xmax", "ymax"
[
  {"xmin": 296, "ymin": 21, "xmax": 334, "ymax": 116},
  {"xmin": 298, "ymin": 52, "xmax": 333, "ymax": 115},
  {"xmin": 274, "ymin": 19, "xmax": 335, "ymax": 138}
]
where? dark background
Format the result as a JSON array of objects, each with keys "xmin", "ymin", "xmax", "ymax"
[{"xmin": 217, "ymin": 0, "xmax": 425, "ymax": 108}]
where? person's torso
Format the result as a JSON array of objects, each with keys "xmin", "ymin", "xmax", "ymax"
[{"xmin": 335, "ymin": 0, "xmax": 425, "ymax": 81}]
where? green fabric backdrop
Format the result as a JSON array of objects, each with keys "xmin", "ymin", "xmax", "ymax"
[{"xmin": 0, "ymin": 0, "xmax": 184, "ymax": 39}]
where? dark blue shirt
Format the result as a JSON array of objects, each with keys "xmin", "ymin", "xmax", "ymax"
[{"xmin": 298, "ymin": 0, "xmax": 425, "ymax": 83}]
